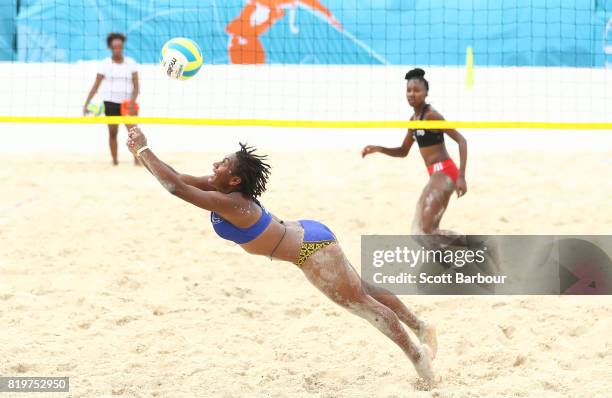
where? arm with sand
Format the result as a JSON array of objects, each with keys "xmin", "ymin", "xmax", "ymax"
[
  {"xmin": 159, "ymin": 161, "xmax": 216, "ymax": 191},
  {"xmin": 126, "ymin": 127, "xmax": 234, "ymax": 212},
  {"xmin": 132, "ymin": 141, "xmax": 216, "ymax": 192}
]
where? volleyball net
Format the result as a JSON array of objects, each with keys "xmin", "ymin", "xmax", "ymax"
[{"xmin": 0, "ymin": 0, "xmax": 611, "ymax": 129}]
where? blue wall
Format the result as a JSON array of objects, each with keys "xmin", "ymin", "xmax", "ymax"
[
  {"xmin": 0, "ymin": 0, "xmax": 16, "ymax": 60},
  {"xmin": 2, "ymin": 0, "xmax": 611, "ymax": 66}
]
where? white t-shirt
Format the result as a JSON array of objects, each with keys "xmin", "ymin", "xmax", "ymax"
[{"xmin": 97, "ymin": 57, "xmax": 138, "ymax": 103}]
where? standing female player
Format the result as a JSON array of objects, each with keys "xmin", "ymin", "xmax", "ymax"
[
  {"xmin": 362, "ymin": 68, "xmax": 468, "ymax": 244},
  {"xmin": 126, "ymin": 127, "xmax": 438, "ymax": 384},
  {"xmin": 83, "ymin": 32, "xmax": 140, "ymax": 166}
]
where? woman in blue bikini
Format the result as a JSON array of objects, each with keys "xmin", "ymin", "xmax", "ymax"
[{"xmin": 126, "ymin": 127, "xmax": 437, "ymax": 383}]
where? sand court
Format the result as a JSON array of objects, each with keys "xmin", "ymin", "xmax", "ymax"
[{"xmin": 1, "ymin": 148, "xmax": 611, "ymax": 397}]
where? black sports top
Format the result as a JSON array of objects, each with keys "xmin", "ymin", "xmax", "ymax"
[{"xmin": 412, "ymin": 104, "xmax": 444, "ymax": 148}]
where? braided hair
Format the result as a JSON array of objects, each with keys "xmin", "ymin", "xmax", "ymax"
[{"xmin": 233, "ymin": 143, "xmax": 271, "ymax": 199}]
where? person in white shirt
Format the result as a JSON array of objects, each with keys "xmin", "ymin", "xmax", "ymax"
[{"xmin": 84, "ymin": 32, "xmax": 140, "ymax": 166}]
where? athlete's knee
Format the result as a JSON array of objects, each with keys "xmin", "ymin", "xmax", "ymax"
[
  {"xmin": 350, "ymin": 297, "xmax": 400, "ymax": 331},
  {"xmin": 411, "ymin": 213, "xmax": 426, "ymax": 235},
  {"xmin": 413, "ymin": 217, "xmax": 435, "ymax": 235},
  {"xmin": 421, "ymin": 204, "xmax": 444, "ymax": 235},
  {"xmin": 420, "ymin": 222, "xmax": 435, "ymax": 235},
  {"xmin": 361, "ymin": 281, "xmax": 375, "ymax": 296},
  {"xmin": 363, "ymin": 281, "xmax": 392, "ymax": 298},
  {"xmin": 343, "ymin": 293, "xmax": 377, "ymax": 317}
]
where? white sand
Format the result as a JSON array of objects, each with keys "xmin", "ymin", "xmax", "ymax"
[{"xmin": 1, "ymin": 148, "xmax": 611, "ymax": 397}]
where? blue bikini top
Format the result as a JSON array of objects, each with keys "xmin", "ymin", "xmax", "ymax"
[{"xmin": 210, "ymin": 198, "xmax": 272, "ymax": 244}]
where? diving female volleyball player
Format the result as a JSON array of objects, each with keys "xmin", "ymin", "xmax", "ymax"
[
  {"xmin": 83, "ymin": 32, "xmax": 140, "ymax": 166},
  {"xmin": 362, "ymin": 68, "xmax": 468, "ymax": 244},
  {"xmin": 126, "ymin": 127, "xmax": 437, "ymax": 384}
]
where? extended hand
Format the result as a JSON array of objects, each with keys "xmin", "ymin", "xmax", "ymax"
[
  {"xmin": 127, "ymin": 126, "xmax": 147, "ymax": 155},
  {"xmin": 455, "ymin": 176, "xmax": 467, "ymax": 197},
  {"xmin": 361, "ymin": 145, "xmax": 380, "ymax": 158}
]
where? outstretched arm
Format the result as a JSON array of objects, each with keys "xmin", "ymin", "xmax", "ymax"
[
  {"xmin": 126, "ymin": 127, "xmax": 235, "ymax": 211},
  {"xmin": 362, "ymin": 131, "xmax": 415, "ymax": 158},
  {"xmin": 176, "ymin": 173, "xmax": 216, "ymax": 191},
  {"xmin": 158, "ymin": 162, "xmax": 216, "ymax": 191}
]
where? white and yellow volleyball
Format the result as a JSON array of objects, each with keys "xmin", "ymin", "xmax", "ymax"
[
  {"xmin": 160, "ymin": 37, "xmax": 203, "ymax": 80},
  {"xmin": 86, "ymin": 101, "xmax": 105, "ymax": 116}
]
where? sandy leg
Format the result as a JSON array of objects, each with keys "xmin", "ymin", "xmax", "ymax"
[
  {"xmin": 300, "ymin": 243, "xmax": 431, "ymax": 379},
  {"xmin": 417, "ymin": 321, "xmax": 438, "ymax": 360}
]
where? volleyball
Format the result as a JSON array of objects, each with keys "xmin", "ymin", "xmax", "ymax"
[
  {"xmin": 86, "ymin": 101, "xmax": 105, "ymax": 116},
  {"xmin": 160, "ymin": 37, "xmax": 203, "ymax": 80}
]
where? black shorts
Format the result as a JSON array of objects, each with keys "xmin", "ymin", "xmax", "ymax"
[{"xmin": 104, "ymin": 101, "xmax": 121, "ymax": 116}]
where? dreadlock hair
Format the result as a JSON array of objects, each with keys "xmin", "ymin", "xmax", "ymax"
[
  {"xmin": 405, "ymin": 68, "xmax": 429, "ymax": 91},
  {"xmin": 233, "ymin": 142, "xmax": 271, "ymax": 199}
]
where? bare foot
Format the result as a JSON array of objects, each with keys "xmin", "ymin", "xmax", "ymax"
[
  {"xmin": 417, "ymin": 321, "xmax": 438, "ymax": 360},
  {"xmin": 414, "ymin": 345, "xmax": 436, "ymax": 388},
  {"xmin": 112, "ymin": 159, "xmax": 119, "ymax": 166}
]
